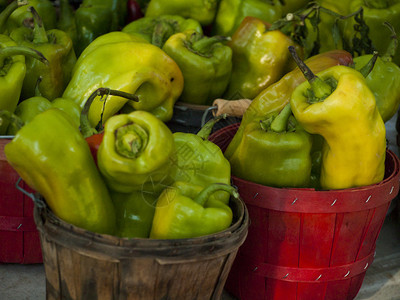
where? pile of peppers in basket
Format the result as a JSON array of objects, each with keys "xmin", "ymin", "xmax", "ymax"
[{"xmin": 1, "ymin": 0, "xmax": 400, "ymax": 239}]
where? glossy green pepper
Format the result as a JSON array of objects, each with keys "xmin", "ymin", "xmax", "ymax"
[
  {"xmin": 162, "ymin": 30, "xmax": 232, "ymax": 105},
  {"xmin": 57, "ymin": 0, "xmax": 78, "ymax": 48},
  {"xmin": 281, "ymin": 0, "xmax": 310, "ymax": 15},
  {"xmin": 0, "ymin": 34, "xmax": 47, "ymax": 134},
  {"xmin": 98, "ymin": 110, "xmax": 175, "ymax": 193},
  {"xmin": 10, "ymin": 7, "xmax": 76, "ymax": 101},
  {"xmin": 354, "ymin": 55, "xmax": 400, "ymax": 123},
  {"xmin": 5, "ymin": 0, "xmax": 57, "ymax": 33},
  {"xmin": 213, "ymin": 0, "xmax": 283, "ymax": 37},
  {"xmin": 63, "ymin": 31, "xmax": 183, "ymax": 124},
  {"xmin": 122, "ymin": 14, "xmax": 203, "ymax": 48},
  {"xmin": 345, "ymin": 0, "xmax": 400, "ymax": 64},
  {"xmin": 289, "ymin": 47, "xmax": 386, "ymax": 190},
  {"xmin": 112, "ymin": 190, "xmax": 156, "ymax": 238},
  {"xmin": 170, "ymin": 115, "xmax": 231, "ymax": 204},
  {"xmin": 74, "ymin": 0, "xmax": 128, "ymax": 56},
  {"xmin": 229, "ymin": 104, "xmax": 313, "ymax": 187},
  {"xmin": 225, "ymin": 49, "xmax": 353, "ymax": 159},
  {"xmin": 4, "ymin": 108, "xmax": 116, "ymax": 234},
  {"xmin": 150, "ymin": 182, "xmax": 236, "ymax": 239},
  {"xmin": 145, "ymin": 0, "xmax": 218, "ymax": 26},
  {"xmin": 223, "ymin": 16, "xmax": 300, "ymax": 100}
]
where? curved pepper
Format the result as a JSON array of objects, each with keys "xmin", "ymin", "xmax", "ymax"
[
  {"xmin": 289, "ymin": 47, "xmax": 386, "ymax": 190},
  {"xmin": 213, "ymin": 0, "xmax": 283, "ymax": 37},
  {"xmin": 74, "ymin": 0, "xmax": 128, "ymax": 55},
  {"xmin": 345, "ymin": 0, "xmax": 400, "ymax": 65},
  {"xmin": 10, "ymin": 7, "xmax": 76, "ymax": 101},
  {"xmin": 229, "ymin": 103, "xmax": 313, "ymax": 188},
  {"xmin": 224, "ymin": 16, "xmax": 301, "ymax": 100},
  {"xmin": 170, "ymin": 115, "xmax": 231, "ymax": 204},
  {"xmin": 122, "ymin": 14, "xmax": 203, "ymax": 48},
  {"xmin": 0, "ymin": 0, "xmax": 28, "ymax": 34},
  {"xmin": 97, "ymin": 110, "xmax": 175, "ymax": 193},
  {"xmin": 150, "ymin": 182, "xmax": 236, "ymax": 239},
  {"xmin": 225, "ymin": 49, "xmax": 353, "ymax": 159},
  {"xmin": 4, "ymin": 108, "xmax": 116, "ymax": 234},
  {"xmin": 112, "ymin": 190, "xmax": 156, "ymax": 238},
  {"xmin": 145, "ymin": 0, "xmax": 218, "ymax": 26},
  {"xmin": 5, "ymin": 0, "xmax": 57, "ymax": 33},
  {"xmin": 162, "ymin": 30, "xmax": 232, "ymax": 105},
  {"xmin": 63, "ymin": 31, "xmax": 183, "ymax": 124},
  {"xmin": 0, "ymin": 34, "xmax": 47, "ymax": 134}
]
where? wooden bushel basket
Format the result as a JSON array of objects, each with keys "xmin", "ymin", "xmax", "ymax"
[{"xmin": 33, "ymin": 194, "xmax": 248, "ymax": 300}]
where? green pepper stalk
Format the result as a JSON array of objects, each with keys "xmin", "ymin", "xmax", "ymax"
[
  {"xmin": 170, "ymin": 115, "xmax": 231, "ymax": 204},
  {"xmin": 150, "ymin": 182, "xmax": 237, "ymax": 239},
  {"xmin": 0, "ymin": 36, "xmax": 48, "ymax": 134},
  {"xmin": 9, "ymin": 6, "xmax": 77, "ymax": 101},
  {"xmin": 80, "ymin": 87, "xmax": 139, "ymax": 139},
  {"xmin": 289, "ymin": 46, "xmax": 386, "ymax": 190},
  {"xmin": 0, "ymin": 0, "xmax": 28, "ymax": 33},
  {"xmin": 162, "ymin": 30, "xmax": 232, "ymax": 105},
  {"xmin": 122, "ymin": 14, "xmax": 203, "ymax": 48}
]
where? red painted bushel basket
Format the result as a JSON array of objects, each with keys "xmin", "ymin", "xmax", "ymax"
[
  {"xmin": 209, "ymin": 123, "xmax": 400, "ymax": 300},
  {"xmin": 0, "ymin": 138, "xmax": 42, "ymax": 264}
]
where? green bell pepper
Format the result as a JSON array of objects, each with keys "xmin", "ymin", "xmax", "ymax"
[
  {"xmin": 0, "ymin": 34, "xmax": 47, "ymax": 134},
  {"xmin": 213, "ymin": 0, "xmax": 283, "ymax": 37},
  {"xmin": 170, "ymin": 115, "xmax": 231, "ymax": 204},
  {"xmin": 74, "ymin": 0, "xmax": 129, "ymax": 56},
  {"xmin": 281, "ymin": 0, "xmax": 310, "ymax": 15},
  {"xmin": 150, "ymin": 182, "xmax": 236, "ymax": 239},
  {"xmin": 145, "ymin": 0, "xmax": 218, "ymax": 26},
  {"xmin": 10, "ymin": 6, "xmax": 76, "ymax": 101},
  {"xmin": 112, "ymin": 190, "xmax": 156, "ymax": 238},
  {"xmin": 57, "ymin": 0, "xmax": 78, "ymax": 48},
  {"xmin": 63, "ymin": 31, "xmax": 183, "ymax": 124},
  {"xmin": 223, "ymin": 16, "xmax": 301, "ymax": 100},
  {"xmin": 5, "ymin": 0, "xmax": 57, "ymax": 33},
  {"xmin": 353, "ymin": 25, "xmax": 400, "ymax": 123},
  {"xmin": 4, "ymin": 108, "xmax": 116, "ymax": 234},
  {"xmin": 229, "ymin": 103, "xmax": 313, "ymax": 188},
  {"xmin": 162, "ymin": 30, "xmax": 232, "ymax": 105},
  {"xmin": 97, "ymin": 110, "xmax": 175, "ymax": 193},
  {"xmin": 122, "ymin": 14, "xmax": 203, "ymax": 48}
]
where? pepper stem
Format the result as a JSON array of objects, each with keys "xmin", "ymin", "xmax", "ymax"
[
  {"xmin": 0, "ymin": 109, "xmax": 24, "ymax": 134},
  {"xmin": 80, "ymin": 88, "xmax": 139, "ymax": 138},
  {"xmin": 152, "ymin": 21, "xmax": 175, "ymax": 48},
  {"xmin": 359, "ymin": 51, "xmax": 379, "ymax": 78},
  {"xmin": 0, "ymin": 46, "xmax": 48, "ymax": 69},
  {"xmin": 270, "ymin": 103, "xmax": 292, "ymax": 133},
  {"xmin": 0, "ymin": 0, "xmax": 28, "ymax": 33},
  {"xmin": 191, "ymin": 35, "xmax": 231, "ymax": 54},
  {"xmin": 289, "ymin": 45, "xmax": 332, "ymax": 100},
  {"xmin": 194, "ymin": 183, "xmax": 239, "ymax": 207},
  {"xmin": 197, "ymin": 113, "xmax": 226, "ymax": 140},
  {"xmin": 30, "ymin": 6, "xmax": 49, "ymax": 44},
  {"xmin": 382, "ymin": 22, "xmax": 398, "ymax": 62},
  {"xmin": 115, "ymin": 123, "xmax": 148, "ymax": 158}
]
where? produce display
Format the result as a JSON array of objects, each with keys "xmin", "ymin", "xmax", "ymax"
[{"xmin": 1, "ymin": 0, "xmax": 400, "ymax": 245}]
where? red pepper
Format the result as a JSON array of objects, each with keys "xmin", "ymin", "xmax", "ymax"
[
  {"xmin": 126, "ymin": 0, "xmax": 143, "ymax": 23},
  {"xmin": 86, "ymin": 133, "xmax": 104, "ymax": 166}
]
